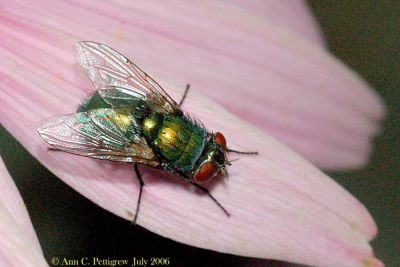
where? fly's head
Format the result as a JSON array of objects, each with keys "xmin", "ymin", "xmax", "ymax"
[{"xmin": 192, "ymin": 132, "xmax": 229, "ymax": 183}]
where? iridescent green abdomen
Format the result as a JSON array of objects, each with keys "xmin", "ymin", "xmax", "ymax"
[
  {"xmin": 143, "ymin": 113, "xmax": 206, "ymax": 172},
  {"xmin": 77, "ymin": 91, "xmax": 111, "ymax": 112}
]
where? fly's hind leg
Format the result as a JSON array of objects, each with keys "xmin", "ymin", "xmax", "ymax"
[
  {"xmin": 132, "ymin": 163, "xmax": 145, "ymax": 225},
  {"xmin": 48, "ymin": 147, "xmax": 62, "ymax": 151},
  {"xmin": 178, "ymin": 84, "xmax": 190, "ymax": 107},
  {"xmin": 189, "ymin": 181, "xmax": 230, "ymax": 217}
]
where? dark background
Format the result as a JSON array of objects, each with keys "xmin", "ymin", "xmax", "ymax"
[{"xmin": 0, "ymin": 1, "xmax": 398, "ymax": 266}]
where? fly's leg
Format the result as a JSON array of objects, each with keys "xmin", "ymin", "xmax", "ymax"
[
  {"xmin": 178, "ymin": 84, "xmax": 190, "ymax": 107},
  {"xmin": 132, "ymin": 163, "xmax": 145, "ymax": 225},
  {"xmin": 48, "ymin": 147, "xmax": 62, "ymax": 151},
  {"xmin": 189, "ymin": 181, "xmax": 230, "ymax": 217},
  {"xmin": 226, "ymin": 148, "xmax": 258, "ymax": 155}
]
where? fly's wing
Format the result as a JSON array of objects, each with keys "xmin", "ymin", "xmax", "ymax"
[
  {"xmin": 78, "ymin": 87, "xmax": 150, "ymax": 119},
  {"xmin": 37, "ymin": 109, "xmax": 159, "ymax": 166},
  {"xmin": 75, "ymin": 41, "xmax": 181, "ymax": 115}
]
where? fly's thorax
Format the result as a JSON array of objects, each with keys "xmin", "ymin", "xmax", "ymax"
[
  {"xmin": 143, "ymin": 113, "xmax": 207, "ymax": 172},
  {"xmin": 192, "ymin": 132, "xmax": 228, "ymax": 183}
]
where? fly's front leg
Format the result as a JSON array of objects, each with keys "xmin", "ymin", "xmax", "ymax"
[
  {"xmin": 226, "ymin": 148, "xmax": 258, "ymax": 155},
  {"xmin": 178, "ymin": 84, "xmax": 190, "ymax": 107},
  {"xmin": 132, "ymin": 163, "xmax": 145, "ymax": 225},
  {"xmin": 189, "ymin": 181, "xmax": 230, "ymax": 217}
]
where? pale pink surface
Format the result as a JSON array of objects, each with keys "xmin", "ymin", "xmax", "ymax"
[
  {"xmin": 229, "ymin": 0, "xmax": 326, "ymax": 45},
  {"xmin": 0, "ymin": 0, "xmax": 385, "ymax": 170},
  {"xmin": 0, "ymin": 158, "xmax": 48, "ymax": 267},
  {"xmin": 0, "ymin": 17, "xmax": 383, "ymax": 267},
  {"xmin": 0, "ymin": 2, "xmax": 384, "ymax": 267}
]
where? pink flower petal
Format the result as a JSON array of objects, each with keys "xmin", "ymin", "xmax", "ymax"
[
  {"xmin": 0, "ymin": 12, "xmax": 383, "ymax": 267},
  {"xmin": 0, "ymin": 158, "xmax": 48, "ymax": 267},
  {"xmin": 0, "ymin": 0, "xmax": 385, "ymax": 170},
  {"xmin": 210, "ymin": 0, "xmax": 326, "ymax": 46}
]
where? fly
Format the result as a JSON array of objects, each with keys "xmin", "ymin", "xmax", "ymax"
[{"xmin": 37, "ymin": 42, "xmax": 257, "ymax": 224}]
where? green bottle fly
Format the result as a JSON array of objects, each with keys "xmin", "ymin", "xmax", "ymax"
[{"xmin": 37, "ymin": 42, "xmax": 257, "ymax": 223}]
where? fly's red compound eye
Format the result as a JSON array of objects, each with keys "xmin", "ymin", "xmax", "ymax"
[
  {"xmin": 215, "ymin": 132, "xmax": 227, "ymax": 149},
  {"xmin": 194, "ymin": 162, "xmax": 217, "ymax": 183}
]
